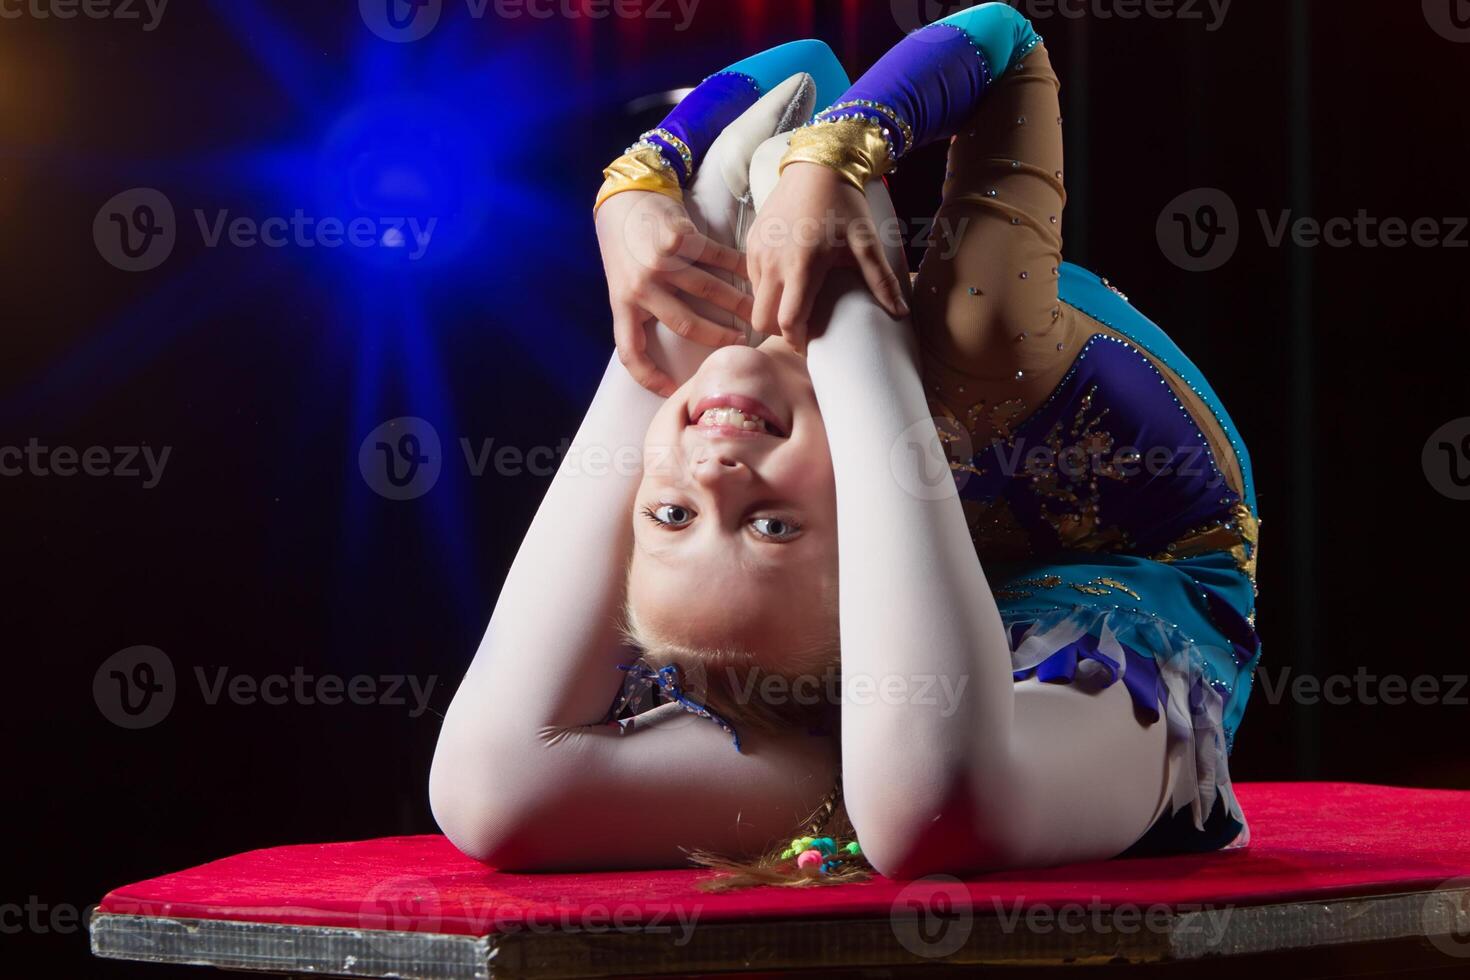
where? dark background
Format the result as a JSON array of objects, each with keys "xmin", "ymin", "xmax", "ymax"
[{"xmin": 3, "ymin": 0, "xmax": 1469, "ymax": 975}]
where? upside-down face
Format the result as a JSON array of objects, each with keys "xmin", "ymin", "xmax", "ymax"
[{"xmin": 627, "ymin": 333, "xmax": 840, "ymax": 675}]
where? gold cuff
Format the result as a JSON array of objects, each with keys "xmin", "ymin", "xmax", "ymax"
[
  {"xmin": 594, "ymin": 146, "xmax": 684, "ymax": 213},
  {"xmin": 778, "ymin": 118, "xmax": 895, "ymax": 193}
]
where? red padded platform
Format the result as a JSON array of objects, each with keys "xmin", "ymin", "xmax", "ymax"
[{"xmin": 99, "ymin": 783, "xmax": 1470, "ymax": 936}]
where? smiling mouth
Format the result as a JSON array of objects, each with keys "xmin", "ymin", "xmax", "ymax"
[{"xmin": 689, "ymin": 394, "xmax": 788, "ymax": 438}]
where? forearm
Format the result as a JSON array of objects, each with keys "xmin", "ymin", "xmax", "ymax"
[
  {"xmin": 807, "ymin": 278, "xmax": 1013, "ymax": 774},
  {"xmin": 804, "ymin": 181, "xmax": 1021, "ymax": 867},
  {"xmin": 443, "ymin": 356, "xmax": 656, "ymax": 736}
]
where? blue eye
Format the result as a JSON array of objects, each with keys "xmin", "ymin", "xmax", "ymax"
[
  {"xmin": 646, "ymin": 504, "xmax": 694, "ymax": 528},
  {"xmin": 750, "ymin": 517, "xmax": 801, "ymax": 541}
]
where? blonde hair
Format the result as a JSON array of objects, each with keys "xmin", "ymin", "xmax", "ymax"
[{"xmin": 620, "ymin": 605, "xmax": 870, "ymax": 890}]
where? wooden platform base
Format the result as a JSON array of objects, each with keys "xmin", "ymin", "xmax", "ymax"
[{"xmin": 89, "ymin": 882, "xmax": 1470, "ymax": 979}]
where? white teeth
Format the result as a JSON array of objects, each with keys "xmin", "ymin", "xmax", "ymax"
[{"xmin": 698, "ymin": 407, "xmax": 768, "ymax": 433}]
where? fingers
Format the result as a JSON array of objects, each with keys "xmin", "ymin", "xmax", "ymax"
[
  {"xmin": 750, "ymin": 268, "xmax": 782, "ymax": 339},
  {"xmin": 851, "ymin": 234, "xmax": 910, "ymax": 319},
  {"xmin": 665, "ymin": 265, "xmax": 754, "ymax": 324},
  {"xmin": 651, "ymin": 218, "xmax": 750, "ymax": 285},
  {"xmin": 776, "ymin": 261, "xmax": 818, "ymax": 354},
  {"xmin": 612, "ymin": 303, "xmax": 677, "ymax": 396},
  {"xmin": 688, "ymin": 233, "xmax": 750, "ymax": 284},
  {"xmin": 642, "ymin": 287, "xmax": 746, "ymax": 349}
]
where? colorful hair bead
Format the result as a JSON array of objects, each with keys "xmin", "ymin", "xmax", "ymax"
[{"xmin": 796, "ymin": 849, "xmax": 825, "ymax": 870}]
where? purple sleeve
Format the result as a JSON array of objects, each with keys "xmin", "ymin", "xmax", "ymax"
[
  {"xmin": 636, "ymin": 39, "xmax": 850, "ymax": 185},
  {"xmin": 641, "ymin": 71, "xmax": 762, "ymax": 184},
  {"xmin": 816, "ymin": 7, "xmax": 1041, "ymax": 161}
]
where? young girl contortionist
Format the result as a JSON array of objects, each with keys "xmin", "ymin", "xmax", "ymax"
[{"xmin": 431, "ymin": 3, "xmax": 1261, "ymax": 885}]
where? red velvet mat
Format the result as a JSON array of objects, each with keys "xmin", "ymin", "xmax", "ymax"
[{"xmin": 99, "ymin": 783, "xmax": 1470, "ymax": 937}]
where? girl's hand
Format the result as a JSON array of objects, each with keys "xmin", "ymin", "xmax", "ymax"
[
  {"xmin": 595, "ymin": 190, "xmax": 754, "ymax": 396},
  {"xmin": 746, "ymin": 162, "xmax": 909, "ymax": 353}
]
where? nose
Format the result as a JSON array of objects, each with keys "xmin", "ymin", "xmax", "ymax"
[{"xmin": 690, "ymin": 451, "xmax": 748, "ymax": 490}]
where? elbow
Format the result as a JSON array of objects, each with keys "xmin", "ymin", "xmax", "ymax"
[
  {"xmin": 428, "ymin": 750, "xmax": 525, "ymax": 867},
  {"xmin": 845, "ymin": 772, "xmax": 1028, "ymax": 879},
  {"xmin": 428, "ymin": 727, "xmax": 562, "ymax": 870}
]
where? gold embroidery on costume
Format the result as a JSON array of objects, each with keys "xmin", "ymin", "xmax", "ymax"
[
  {"xmin": 1022, "ymin": 385, "xmax": 1134, "ymax": 553},
  {"xmin": 982, "ymin": 398, "xmax": 1029, "ymax": 440},
  {"xmin": 929, "ymin": 400, "xmax": 987, "ymax": 479},
  {"xmin": 993, "ymin": 573, "xmax": 1140, "ymax": 602},
  {"xmin": 993, "ymin": 574, "xmax": 1062, "ymax": 600},
  {"xmin": 1069, "ymin": 577, "xmax": 1141, "ymax": 600},
  {"xmin": 1153, "ymin": 502, "xmax": 1261, "ymax": 581}
]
